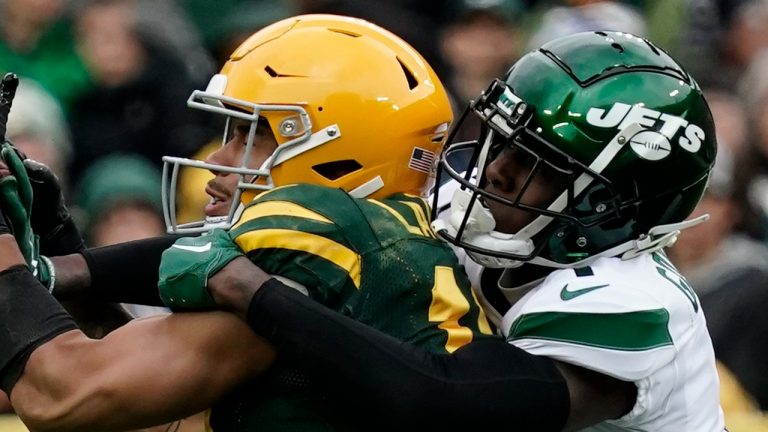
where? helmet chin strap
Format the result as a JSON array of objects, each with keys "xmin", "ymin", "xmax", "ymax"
[
  {"xmin": 431, "ymin": 129, "xmax": 535, "ymax": 268},
  {"xmin": 431, "ymin": 188, "xmax": 534, "ymax": 268},
  {"xmin": 526, "ymin": 213, "xmax": 711, "ymax": 268},
  {"xmin": 200, "ymin": 202, "xmax": 246, "ymax": 232},
  {"xmin": 620, "ymin": 214, "xmax": 710, "ymax": 259}
]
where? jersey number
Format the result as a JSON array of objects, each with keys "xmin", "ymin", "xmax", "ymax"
[
  {"xmin": 653, "ymin": 253, "xmax": 699, "ymax": 312},
  {"xmin": 429, "ymin": 266, "xmax": 492, "ymax": 353}
]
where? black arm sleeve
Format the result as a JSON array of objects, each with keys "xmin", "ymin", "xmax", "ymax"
[
  {"xmin": 79, "ymin": 235, "xmax": 180, "ymax": 306},
  {"xmin": 247, "ymin": 279, "xmax": 570, "ymax": 431},
  {"xmin": 0, "ymin": 266, "xmax": 77, "ymax": 393}
]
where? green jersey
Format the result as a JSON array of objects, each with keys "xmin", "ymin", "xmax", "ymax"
[{"xmin": 209, "ymin": 184, "xmax": 492, "ymax": 431}]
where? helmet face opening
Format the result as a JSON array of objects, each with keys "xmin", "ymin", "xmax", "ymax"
[
  {"xmin": 434, "ymin": 80, "xmax": 624, "ymax": 266},
  {"xmin": 161, "ymin": 88, "xmax": 335, "ymax": 234},
  {"xmin": 433, "ymin": 31, "xmax": 716, "ymax": 268}
]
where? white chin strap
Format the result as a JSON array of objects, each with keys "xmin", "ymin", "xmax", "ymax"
[
  {"xmin": 431, "ymin": 129, "xmax": 535, "ymax": 268},
  {"xmin": 431, "ymin": 188, "xmax": 534, "ymax": 268}
]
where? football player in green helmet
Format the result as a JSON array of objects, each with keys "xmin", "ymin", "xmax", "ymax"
[
  {"xmin": 427, "ymin": 30, "xmax": 724, "ymax": 429},
  {"xmin": 190, "ymin": 31, "xmax": 726, "ymax": 431},
  {"xmin": 432, "ymin": 30, "xmax": 716, "ymax": 269}
]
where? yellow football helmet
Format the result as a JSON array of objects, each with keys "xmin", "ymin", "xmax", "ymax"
[{"xmin": 162, "ymin": 14, "xmax": 452, "ymax": 233}]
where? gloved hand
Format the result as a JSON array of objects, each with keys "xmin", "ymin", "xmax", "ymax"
[
  {"xmin": 158, "ymin": 228, "xmax": 244, "ymax": 310},
  {"xmin": 0, "ymin": 143, "xmax": 34, "ymax": 259},
  {"xmin": 0, "ymin": 182, "xmax": 11, "ymax": 237},
  {"xmin": 0, "ymin": 143, "xmax": 84, "ymax": 256},
  {"xmin": 0, "ymin": 143, "xmax": 53, "ymax": 289}
]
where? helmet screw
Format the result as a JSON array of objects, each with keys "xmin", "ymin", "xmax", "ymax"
[
  {"xmin": 516, "ymin": 104, "xmax": 527, "ymax": 115},
  {"xmin": 327, "ymin": 126, "xmax": 338, "ymax": 137},
  {"xmin": 595, "ymin": 203, "xmax": 607, "ymax": 213},
  {"xmin": 556, "ymin": 231, "xmax": 565, "ymax": 238},
  {"xmin": 617, "ymin": 136, "xmax": 626, "ymax": 144},
  {"xmin": 576, "ymin": 237, "xmax": 587, "ymax": 247},
  {"xmin": 279, "ymin": 119, "xmax": 297, "ymax": 136}
]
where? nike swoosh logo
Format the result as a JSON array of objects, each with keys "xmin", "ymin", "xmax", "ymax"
[
  {"xmin": 560, "ymin": 283, "xmax": 609, "ymax": 301},
  {"xmin": 171, "ymin": 242, "xmax": 212, "ymax": 253}
]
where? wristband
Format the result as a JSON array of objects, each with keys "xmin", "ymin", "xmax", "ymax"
[{"xmin": 40, "ymin": 255, "xmax": 56, "ymax": 293}]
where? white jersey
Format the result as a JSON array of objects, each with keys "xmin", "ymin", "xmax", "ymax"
[{"xmin": 461, "ymin": 250, "xmax": 725, "ymax": 431}]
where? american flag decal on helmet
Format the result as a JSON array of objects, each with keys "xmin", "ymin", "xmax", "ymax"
[{"xmin": 408, "ymin": 147, "xmax": 435, "ymax": 173}]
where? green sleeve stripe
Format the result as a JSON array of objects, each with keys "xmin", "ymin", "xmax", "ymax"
[
  {"xmin": 507, "ymin": 309, "xmax": 672, "ymax": 351},
  {"xmin": 246, "ymin": 248, "xmax": 357, "ymax": 305}
]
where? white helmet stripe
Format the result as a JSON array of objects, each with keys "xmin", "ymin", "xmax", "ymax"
[{"xmin": 515, "ymin": 122, "xmax": 645, "ymax": 240}]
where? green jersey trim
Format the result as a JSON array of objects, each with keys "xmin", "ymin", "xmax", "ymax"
[{"xmin": 507, "ymin": 308, "xmax": 673, "ymax": 351}]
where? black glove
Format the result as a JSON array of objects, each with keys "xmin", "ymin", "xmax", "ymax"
[
  {"xmin": 23, "ymin": 158, "xmax": 85, "ymax": 256},
  {"xmin": 0, "ymin": 73, "xmax": 20, "ymax": 237},
  {"xmin": 0, "ymin": 73, "xmax": 19, "ymax": 143},
  {"xmin": 0, "ymin": 144, "xmax": 54, "ymax": 288},
  {"xmin": 1, "ymin": 140, "xmax": 84, "ymax": 255}
]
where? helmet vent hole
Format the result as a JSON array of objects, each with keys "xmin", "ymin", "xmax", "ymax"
[
  {"xmin": 611, "ymin": 43, "xmax": 624, "ymax": 53},
  {"xmin": 397, "ymin": 57, "xmax": 419, "ymax": 90},
  {"xmin": 595, "ymin": 31, "xmax": 608, "ymax": 36},
  {"xmin": 313, "ymin": 160, "xmax": 363, "ymax": 181},
  {"xmin": 265, "ymin": 66, "xmax": 279, "ymax": 77}
]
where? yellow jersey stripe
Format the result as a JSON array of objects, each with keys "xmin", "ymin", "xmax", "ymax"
[
  {"xmin": 368, "ymin": 200, "xmax": 423, "ymax": 236},
  {"xmin": 235, "ymin": 228, "xmax": 362, "ymax": 289},
  {"xmin": 233, "ymin": 200, "xmax": 333, "ymax": 230},
  {"xmin": 399, "ymin": 201, "xmax": 436, "ymax": 239}
]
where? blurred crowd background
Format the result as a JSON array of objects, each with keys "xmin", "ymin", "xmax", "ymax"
[{"xmin": 1, "ymin": 0, "xmax": 768, "ymax": 430}]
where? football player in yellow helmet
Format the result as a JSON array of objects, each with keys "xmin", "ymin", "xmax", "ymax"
[
  {"xmin": 0, "ymin": 14, "xmax": 498, "ymax": 432},
  {"xmin": 162, "ymin": 14, "xmax": 451, "ymax": 233}
]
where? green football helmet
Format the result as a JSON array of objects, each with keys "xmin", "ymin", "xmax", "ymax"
[{"xmin": 432, "ymin": 31, "xmax": 717, "ymax": 268}]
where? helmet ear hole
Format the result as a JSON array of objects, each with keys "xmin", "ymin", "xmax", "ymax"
[
  {"xmin": 313, "ymin": 160, "xmax": 363, "ymax": 181},
  {"xmin": 397, "ymin": 57, "xmax": 418, "ymax": 90}
]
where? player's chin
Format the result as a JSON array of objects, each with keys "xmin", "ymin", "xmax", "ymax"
[
  {"xmin": 204, "ymin": 199, "xmax": 233, "ymax": 218},
  {"xmin": 487, "ymin": 203, "xmax": 536, "ymax": 234}
]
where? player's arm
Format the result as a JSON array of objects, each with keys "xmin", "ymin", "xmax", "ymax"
[
  {"xmin": 0, "ymin": 235, "xmax": 276, "ymax": 432},
  {"xmin": 211, "ymin": 258, "xmax": 568, "ymax": 429},
  {"xmin": 50, "ymin": 235, "xmax": 180, "ymax": 306},
  {"xmin": 210, "ymin": 257, "xmax": 634, "ymax": 431},
  {"xmin": 13, "ymin": 312, "xmax": 275, "ymax": 432},
  {"xmin": 20, "ymin": 238, "xmax": 174, "ymax": 338},
  {"xmin": 0, "ymin": 146, "xmax": 178, "ymax": 307}
]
